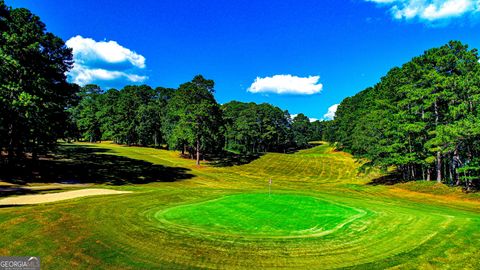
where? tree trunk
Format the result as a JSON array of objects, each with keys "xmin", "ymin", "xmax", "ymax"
[
  {"xmin": 455, "ymin": 168, "xmax": 461, "ymax": 186},
  {"xmin": 32, "ymin": 137, "xmax": 38, "ymax": 162},
  {"xmin": 7, "ymin": 122, "xmax": 14, "ymax": 164},
  {"xmin": 434, "ymin": 100, "xmax": 441, "ymax": 183},
  {"xmin": 196, "ymin": 138, "xmax": 200, "ymax": 166},
  {"xmin": 449, "ymin": 163, "xmax": 453, "ymax": 185},
  {"xmin": 427, "ymin": 168, "xmax": 431, "ymax": 181},
  {"xmin": 436, "ymin": 151, "xmax": 442, "ymax": 183}
]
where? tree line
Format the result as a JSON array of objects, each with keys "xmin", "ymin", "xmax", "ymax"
[
  {"xmin": 68, "ymin": 77, "xmax": 327, "ymax": 165},
  {"xmin": 331, "ymin": 41, "xmax": 480, "ymax": 190}
]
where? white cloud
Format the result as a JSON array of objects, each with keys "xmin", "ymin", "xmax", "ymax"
[
  {"xmin": 68, "ymin": 66, "xmax": 148, "ymax": 86},
  {"xmin": 66, "ymin": 35, "xmax": 145, "ymax": 68},
  {"xmin": 248, "ymin": 74, "xmax": 323, "ymax": 95},
  {"xmin": 366, "ymin": 0, "xmax": 480, "ymax": 22},
  {"xmin": 66, "ymin": 35, "xmax": 148, "ymax": 86},
  {"xmin": 422, "ymin": 0, "xmax": 473, "ymax": 20},
  {"xmin": 323, "ymin": 104, "xmax": 339, "ymax": 120}
]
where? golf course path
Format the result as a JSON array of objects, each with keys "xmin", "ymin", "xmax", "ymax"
[{"xmin": 0, "ymin": 188, "xmax": 132, "ymax": 205}]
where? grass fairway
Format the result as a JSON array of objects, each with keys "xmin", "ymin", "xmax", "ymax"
[{"xmin": 1, "ymin": 142, "xmax": 480, "ymax": 269}]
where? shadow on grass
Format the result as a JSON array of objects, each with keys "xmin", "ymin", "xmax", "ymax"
[
  {"xmin": 367, "ymin": 173, "xmax": 405, "ymax": 186},
  {"xmin": 0, "ymin": 187, "xmax": 64, "ymax": 197},
  {"xmin": 0, "ymin": 144, "xmax": 194, "ymax": 186},
  {"xmin": 0, "ymin": 204, "xmax": 26, "ymax": 208},
  {"xmin": 209, "ymin": 152, "xmax": 264, "ymax": 167}
]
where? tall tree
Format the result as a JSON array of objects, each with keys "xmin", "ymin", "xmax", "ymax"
[
  {"xmin": 164, "ymin": 75, "xmax": 223, "ymax": 165},
  {"xmin": 0, "ymin": 2, "xmax": 77, "ymax": 161},
  {"xmin": 72, "ymin": 85, "xmax": 103, "ymax": 142},
  {"xmin": 292, "ymin": 113, "xmax": 311, "ymax": 148}
]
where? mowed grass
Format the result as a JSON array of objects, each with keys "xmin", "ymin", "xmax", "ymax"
[
  {"xmin": 156, "ymin": 193, "xmax": 363, "ymax": 237},
  {"xmin": 0, "ymin": 142, "xmax": 479, "ymax": 269}
]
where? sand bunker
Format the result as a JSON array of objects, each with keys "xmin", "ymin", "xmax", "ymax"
[{"xmin": 0, "ymin": 188, "xmax": 131, "ymax": 205}]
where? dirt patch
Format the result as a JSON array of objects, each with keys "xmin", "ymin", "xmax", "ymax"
[{"xmin": 0, "ymin": 188, "xmax": 132, "ymax": 205}]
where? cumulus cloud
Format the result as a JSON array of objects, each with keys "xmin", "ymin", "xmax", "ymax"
[
  {"xmin": 248, "ymin": 74, "xmax": 323, "ymax": 95},
  {"xmin": 68, "ymin": 66, "xmax": 147, "ymax": 86},
  {"xmin": 323, "ymin": 104, "xmax": 339, "ymax": 120},
  {"xmin": 66, "ymin": 35, "xmax": 148, "ymax": 86},
  {"xmin": 366, "ymin": 0, "xmax": 480, "ymax": 22}
]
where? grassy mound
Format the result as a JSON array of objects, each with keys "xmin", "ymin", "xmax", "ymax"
[{"xmin": 156, "ymin": 193, "xmax": 362, "ymax": 237}]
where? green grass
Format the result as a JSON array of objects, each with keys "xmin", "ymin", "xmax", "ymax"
[
  {"xmin": 156, "ymin": 193, "xmax": 363, "ymax": 238},
  {"xmin": 0, "ymin": 142, "xmax": 479, "ymax": 269}
]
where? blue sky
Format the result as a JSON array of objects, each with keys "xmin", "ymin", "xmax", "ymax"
[{"xmin": 8, "ymin": 0, "xmax": 480, "ymax": 120}]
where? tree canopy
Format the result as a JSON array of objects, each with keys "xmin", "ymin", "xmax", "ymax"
[{"xmin": 331, "ymin": 41, "xmax": 480, "ymax": 189}]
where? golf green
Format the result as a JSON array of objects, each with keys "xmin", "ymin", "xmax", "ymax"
[{"xmin": 155, "ymin": 193, "xmax": 364, "ymax": 238}]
